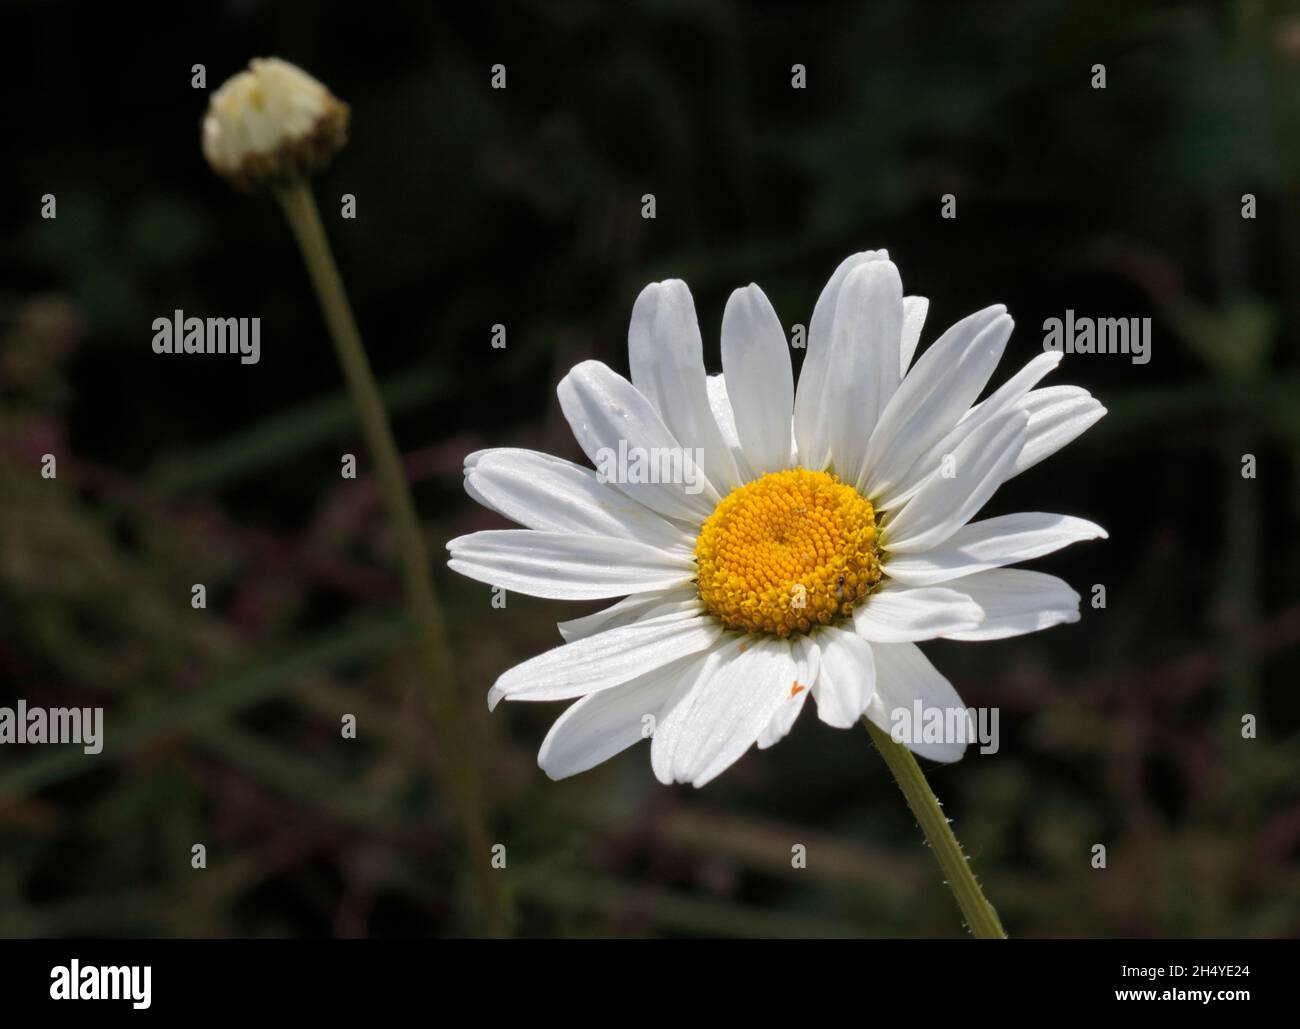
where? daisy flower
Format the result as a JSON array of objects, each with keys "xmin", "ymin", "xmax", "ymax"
[{"xmin": 449, "ymin": 250, "xmax": 1106, "ymax": 787}]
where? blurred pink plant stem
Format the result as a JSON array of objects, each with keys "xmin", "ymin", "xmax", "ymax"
[{"xmin": 274, "ymin": 178, "xmax": 508, "ymax": 936}]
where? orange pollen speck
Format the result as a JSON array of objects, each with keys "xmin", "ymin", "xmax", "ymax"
[
  {"xmin": 790, "ymin": 682, "xmax": 807, "ymax": 697},
  {"xmin": 694, "ymin": 468, "xmax": 883, "ymax": 637}
]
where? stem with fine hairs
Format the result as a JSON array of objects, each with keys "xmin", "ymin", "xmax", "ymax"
[{"xmin": 864, "ymin": 718, "xmax": 1006, "ymax": 939}]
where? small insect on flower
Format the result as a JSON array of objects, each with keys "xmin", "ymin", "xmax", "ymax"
[{"xmin": 448, "ymin": 251, "xmax": 1107, "ymax": 786}]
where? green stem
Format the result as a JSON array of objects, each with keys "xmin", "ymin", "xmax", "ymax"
[
  {"xmin": 275, "ymin": 180, "xmax": 508, "ymax": 937},
  {"xmin": 864, "ymin": 718, "xmax": 1005, "ymax": 939}
]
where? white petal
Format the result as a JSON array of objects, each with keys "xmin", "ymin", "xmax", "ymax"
[
  {"xmin": 650, "ymin": 648, "xmax": 724, "ymax": 784},
  {"xmin": 899, "ymin": 296, "xmax": 929, "ymax": 375},
  {"xmin": 447, "ymin": 530, "xmax": 695, "ymax": 600},
  {"xmin": 862, "ymin": 306, "xmax": 1012, "ymax": 499},
  {"xmin": 557, "ymin": 360, "xmax": 719, "ymax": 522},
  {"xmin": 939, "ymin": 568, "xmax": 1081, "ymax": 640},
  {"xmin": 467, "ymin": 448, "xmax": 694, "ymax": 554},
  {"xmin": 1009, "ymin": 386, "xmax": 1107, "ymax": 478},
  {"xmin": 628, "ymin": 281, "xmax": 742, "ymax": 492},
  {"xmin": 557, "ymin": 588, "xmax": 702, "ymax": 642},
  {"xmin": 721, "ymin": 284, "xmax": 794, "ymax": 476},
  {"xmin": 671, "ymin": 637, "xmax": 798, "ymax": 786},
  {"xmin": 957, "ymin": 352, "xmax": 1063, "ymax": 435},
  {"xmin": 875, "ymin": 351, "xmax": 1061, "ymax": 511},
  {"xmin": 824, "ymin": 260, "xmax": 904, "ymax": 486},
  {"xmin": 758, "ymin": 636, "xmax": 819, "ymax": 749},
  {"xmin": 756, "ymin": 688, "xmax": 808, "ymax": 750},
  {"xmin": 462, "ymin": 473, "xmax": 498, "ymax": 516},
  {"xmin": 811, "ymin": 626, "xmax": 876, "ymax": 728},
  {"xmin": 793, "ymin": 250, "xmax": 889, "ymax": 471},
  {"xmin": 865, "ymin": 642, "xmax": 969, "ymax": 763},
  {"xmin": 705, "ymin": 373, "xmax": 757, "ymax": 481},
  {"xmin": 537, "ymin": 656, "xmax": 696, "ymax": 780},
  {"xmin": 488, "ymin": 612, "xmax": 723, "ymax": 709},
  {"xmin": 883, "ymin": 409, "xmax": 1028, "ymax": 554},
  {"xmin": 885, "ymin": 512, "xmax": 1108, "ymax": 586},
  {"xmin": 852, "ymin": 584, "xmax": 985, "ymax": 642}
]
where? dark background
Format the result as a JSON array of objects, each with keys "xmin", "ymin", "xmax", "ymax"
[{"xmin": 1, "ymin": 0, "xmax": 1297, "ymax": 937}]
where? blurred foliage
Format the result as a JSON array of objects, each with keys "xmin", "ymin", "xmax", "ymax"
[{"xmin": 0, "ymin": 0, "xmax": 1297, "ymax": 937}]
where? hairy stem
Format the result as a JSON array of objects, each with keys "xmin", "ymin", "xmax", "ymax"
[{"xmin": 864, "ymin": 718, "xmax": 1005, "ymax": 939}]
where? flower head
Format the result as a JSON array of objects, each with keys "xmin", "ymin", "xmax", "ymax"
[
  {"xmin": 202, "ymin": 57, "xmax": 348, "ymax": 191},
  {"xmin": 449, "ymin": 251, "xmax": 1107, "ymax": 786},
  {"xmin": 695, "ymin": 468, "xmax": 883, "ymax": 635}
]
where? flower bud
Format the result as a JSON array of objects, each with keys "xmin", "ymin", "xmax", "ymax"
[{"xmin": 202, "ymin": 57, "xmax": 349, "ymax": 191}]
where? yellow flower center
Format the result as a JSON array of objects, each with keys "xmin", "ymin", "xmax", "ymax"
[{"xmin": 694, "ymin": 469, "xmax": 883, "ymax": 636}]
